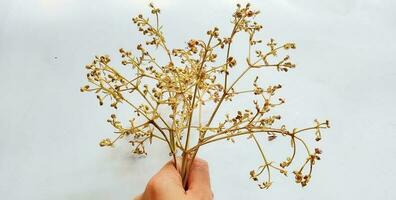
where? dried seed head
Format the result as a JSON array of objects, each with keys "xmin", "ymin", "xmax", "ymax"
[{"xmin": 99, "ymin": 138, "xmax": 112, "ymax": 147}]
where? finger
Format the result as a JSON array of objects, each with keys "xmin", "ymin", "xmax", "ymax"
[
  {"xmin": 143, "ymin": 159, "xmax": 185, "ymax": 199},
  {"xmin": 155, "ymin": 159, "xmax": 183, "ymax": 187},
  {"xmin": 186, "ymin": 158, "xmax": 212, "ymax": 195}
]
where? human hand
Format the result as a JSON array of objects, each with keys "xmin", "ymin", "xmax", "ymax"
[{"xmin": 135, "ymin": 158, "xmax": 213, "ymax": 200}]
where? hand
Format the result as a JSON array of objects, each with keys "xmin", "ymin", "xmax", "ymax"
[{"xmin": 135, "ymin": 158, "xmax": 213, "ymax": 200}]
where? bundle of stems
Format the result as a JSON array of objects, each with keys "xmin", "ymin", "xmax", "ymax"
[{"xmin": 81, "ymin": 3, "xmax": 330, "ymax": 189}]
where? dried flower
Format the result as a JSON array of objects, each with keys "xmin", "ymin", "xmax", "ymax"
[{"xmin": 81, "ymin": 3, "xmax": 330, "ymax": 190}]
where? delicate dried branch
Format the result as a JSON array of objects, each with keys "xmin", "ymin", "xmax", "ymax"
[{"xmin": 81, "ymin": 3, "xmax": 330, "ymax": 190}]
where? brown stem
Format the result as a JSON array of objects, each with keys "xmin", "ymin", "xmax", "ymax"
[{"xmin": 181, "ymin": 36, "xmax": 214, "ymax": 186}]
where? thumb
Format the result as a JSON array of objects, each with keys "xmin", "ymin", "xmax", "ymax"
[
  {"xmin": 138, "ymin": 160, "xmax": 185, "ymax": 200},
  {"xmin": 186, "ymin": 158, "xmax": 213, "ymax": 198}
]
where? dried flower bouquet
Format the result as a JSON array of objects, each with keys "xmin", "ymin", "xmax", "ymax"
[{"xmin": 81, "ymin": 3, "xmax": 330, "ymax": 189}]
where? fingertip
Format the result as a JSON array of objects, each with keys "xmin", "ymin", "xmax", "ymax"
[
  {"xmin": 158, "ymin": 160, "xmax": 183, "ymax": 180},
  {"xmin": 146, "ymin": 161, "xmax": 184, "ymax": 194},
  {"xmin": 192, "ymin": 158, "xmax": 209, "ymax": 169}
]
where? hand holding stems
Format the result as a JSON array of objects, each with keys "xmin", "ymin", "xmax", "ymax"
[{"xmin": 135, "ymin": 158, "xmax": 213, "ymax": 200}]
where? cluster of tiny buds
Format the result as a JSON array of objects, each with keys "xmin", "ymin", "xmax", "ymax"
[{"xmin": 207, "ymin": 27, "xmax": 220, "ymax": 38}]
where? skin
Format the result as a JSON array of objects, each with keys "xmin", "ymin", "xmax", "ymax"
[{"xmin": 135, "ymin": 158, "xmax": 213, "ymax": 200}]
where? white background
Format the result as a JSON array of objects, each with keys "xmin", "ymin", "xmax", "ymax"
[{"xmin": 1, "ymin": 0, "xmax": 395, "ymax": 199}]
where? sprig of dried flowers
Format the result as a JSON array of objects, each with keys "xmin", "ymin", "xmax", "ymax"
[{"xmin": 81, "ymin": 3, "xmax": 330, "ymax": 189}]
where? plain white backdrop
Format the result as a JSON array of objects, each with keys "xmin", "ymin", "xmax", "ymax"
[{"xmin": 1, "ymin": 0, "xmax": 395, "ymax": 199}]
